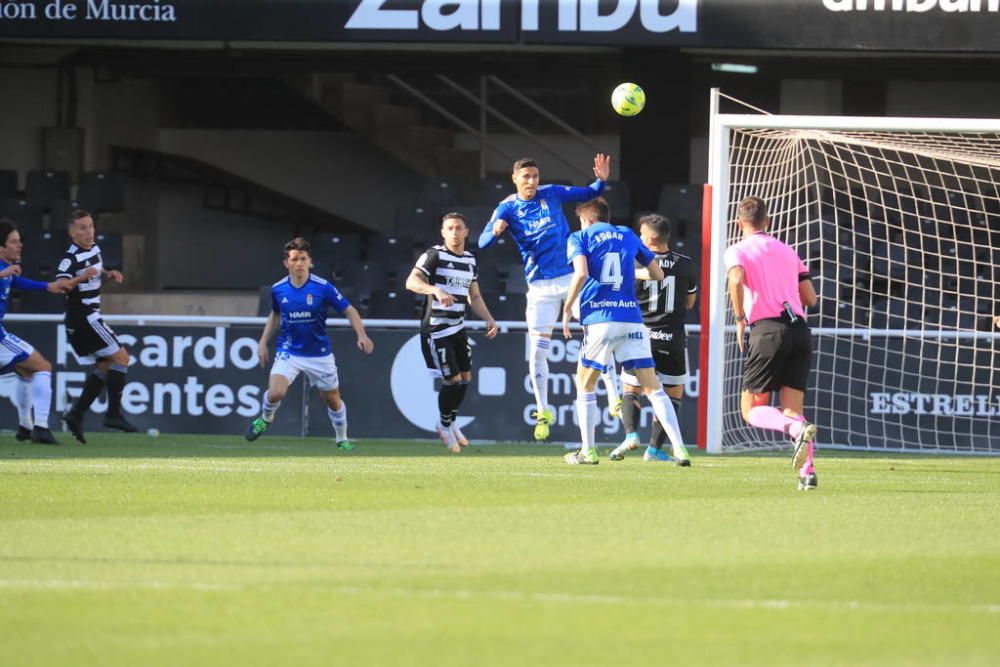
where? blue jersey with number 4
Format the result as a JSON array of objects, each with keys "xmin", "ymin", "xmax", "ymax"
[
  {"xmin": 567, "ymin": 222, "xmax": 655, "ymax": 326},
  {"xmin": 271, "ymin": 274, "xmax": 351, "ymax": 357}
]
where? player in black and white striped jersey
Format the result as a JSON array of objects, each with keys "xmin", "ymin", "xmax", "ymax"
[
  {"xmin": 406, "ymin": 212, "xmax": 498, "ymax": 452},
  {"xmin": 57, "ymin": 209, "xmax": 137, "ymax": 442}
]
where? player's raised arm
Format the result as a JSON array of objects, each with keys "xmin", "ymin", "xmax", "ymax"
[{"xmin": 477, "ymin": 208, "xmax": 507, "ymax": 249}]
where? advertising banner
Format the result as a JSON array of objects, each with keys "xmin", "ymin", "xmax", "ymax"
[
  {"xmin": 0, "ymin": 321, "xmax": 701, "ymax": 444},
  {"xmin": 0, "ymin": 1, "xmax": 997, "ymax": 52}
]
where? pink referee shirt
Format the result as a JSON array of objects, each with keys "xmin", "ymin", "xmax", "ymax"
[{"xmin": 724, "ymin": 233, "xmax": 809, "ymax": 324}]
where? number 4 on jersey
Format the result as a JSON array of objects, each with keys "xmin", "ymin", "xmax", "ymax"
[{"xmin": 600, "ymin": 252, "xmax": 623, "ymax": 291}]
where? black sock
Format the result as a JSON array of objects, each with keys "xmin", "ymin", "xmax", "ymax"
[
  {"xmin": 105, "ymin": 365, "xmax": 128, "ymax": 419},
  {"xmin": 439, "ymin": 383, "xmax": 462, "ymax": 426},
  {"xmin": 650, "ymin": 419, "xmax": 667, "ymax": 449},
  {"xmin": 621, "ymin": 393, "xmax": 642, "ymax": 433},
  {"xmin": 72, "ymin": 370, "xmax": 106, "ymax": 415},
  {"xmin": 454, "ymin": 380, "xmax": 469, "ymax": 407},
  {"xmin": 670, "ymin": 396, "xmax": 682, "ymax": 416}
]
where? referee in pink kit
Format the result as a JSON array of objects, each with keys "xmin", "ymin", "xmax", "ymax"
[{"xmin": 725, "ymin": 196, "xmax": 820, "ymax": 491}]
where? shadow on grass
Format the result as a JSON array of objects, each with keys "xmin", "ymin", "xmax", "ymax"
[{"xmin": 0, "ymin": 433, "xmax": 580, "ymax": 461}]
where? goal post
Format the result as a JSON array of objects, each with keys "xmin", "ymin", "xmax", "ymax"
[{"xmin": 702, "ymin": 91, "xmax": 1000, "ymax": 455}]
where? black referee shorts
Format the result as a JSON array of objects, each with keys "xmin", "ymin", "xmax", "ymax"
[
  {"xmin": 742, "ymin": 319, "xmax": 812, "ymax": 394},
  {"xmin": 421, "ymin": 330, "xmax": 472, "ymax": 380}
]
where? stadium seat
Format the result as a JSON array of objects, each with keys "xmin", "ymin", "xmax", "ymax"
[
  {"xmin": 46, "ymin": 200, "xmax": 76, "ymax": 229},
  {"xmin": 23, "ymin": 230, "xmax": 69, "ymax": 279},
  {"xmin": 312, "ymin": 233, "xmax": 362, "ymax": 277},
  {"xmin": 367, "ymin": 235, "xmax": 414, "ymax": 266},
  {"xmin": 0, "ymin": 170, "xmax": 17, "ymax": 199},
  {"xmin": 355, "ymin": 262, "xmax": 390, "ymax": 297},
  {"xmin": 0, "ymin": 199, "xmax": 44, "ymax": 236},
  {"xmin": 656, "ymin": 184, "xmax": 702, "ymax": 226},
  {"xmin": 475, "ymin": 235, "xmax": 521, "ymax": 265},
  {"xmin": 393, "ymin": 204, "xmax": 437, "ymax": 237},
  {"xmin": 76, "ymin": 172, "xmax": 125, "ymax": 213},
  {"xmin": 475, "ymin": 263, "xmax": 501, "ymax": 293},
  {"xmin": 256, "ymin": 285, "xmax": 273, "ymax": 316},
  {"xmin": 503, "ymin": 266, "xmax": 528, "ymax": 294},
  {"xmin": 454, "ymin": 204, "xmax": 494, "ymax": 234},
  {"xmin": 418, "ymin": 177, "xmax": 462, "ymax": 210},
  {"xmin": 601, "ymin": 180, "xmax": 632, "ymax": 224},
  {"xmin": 486, "ymin": 292, "xmax": 526, "ymax": 321},
  {"xmin": 475, "ymin": 176, "xmax": 512, "ymax": 204},
  {"xmin": 365, "ymin": 290, "xmax": 420, "ymax": 319},
  {"xmin": 25, "ymin": 170, "xmax": 70, "ymax": 208},
  {"xmin": 97, "ymin": 232, "xmax": 123, "ymax": 270}
]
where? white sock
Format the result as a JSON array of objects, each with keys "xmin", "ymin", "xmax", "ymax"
[
  {"xmin": 648, "ymin": 389, "xmax": 685, "ymax": 453},
  {"xmin": 529, "ymin": 335, "xmax": 551, "ymax": 413},
  {"xmin": 262, "ymin": 395, "xmax": 280, "ymax": 422},
  {"xmin": 601, "ymin": 367, "xmax": 619, "ymax": 407},
  {"xmin": 30, "ymin": 372, "xmax": 52, "ymax": 429},
  {"xmin": 16, "ymin": 376, "xmax": 32, "ymax": 429},
  {"xmin": 329, "ymin": 403, "xmax": 348, "ymax": 442},
  {"xmin": 575, "ymin": 392, "xmax": 599, "ymax": 456}
]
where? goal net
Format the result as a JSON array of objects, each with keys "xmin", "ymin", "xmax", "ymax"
[{"xmin": 704, "ymin": 109, "xmax": 1000, "ymax": 455}]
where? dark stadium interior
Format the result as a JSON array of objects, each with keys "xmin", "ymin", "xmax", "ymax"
[{"xmin": 2, "ymin": 42, "xmax": 1000, "ymax": 322}]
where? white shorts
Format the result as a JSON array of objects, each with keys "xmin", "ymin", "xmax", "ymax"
[
  {"xmin": 271, "ymin": 352, "xmax": 339, "ymax": 391},
  {"xmin": 526, "ymin": 273, "xmax": 573, "ymax": 334},
  {"xmin": 0, "ymin": 333, "xmax": 34, "ymax": 374},
  {"xmin": 580, "ymin": 322, "xmax": 654, "ymax": 373},
  {"xmin": 621, "ymin": 367, "xmax": 687, "ymax": 388}
]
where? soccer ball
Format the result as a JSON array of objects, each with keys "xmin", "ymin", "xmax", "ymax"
[{"xmin": 611, "ymin": 82, "xmax": 645, "ymax": 117}]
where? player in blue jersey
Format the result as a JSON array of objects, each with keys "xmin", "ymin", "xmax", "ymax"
[
  {"xmin": 0, "ymin": 219, "xmax": 95, "ymax": 444},
  {"xmin": 478, "ymin": 154, "xmax": 611, "ymax": 441},
  {"xmin": 245, "ymin": 237, "xmax": 374, "ymax": 448},
  {"xmin": 560, "ymin": 199, "xmax": 687, "ymax": 465}
]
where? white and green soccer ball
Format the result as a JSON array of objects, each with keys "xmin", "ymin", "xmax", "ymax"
[{"xmin": 611, "ymin": 82, "xmax": 646, "ymax": 117}]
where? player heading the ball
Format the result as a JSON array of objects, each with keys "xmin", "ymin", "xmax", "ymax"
[{"xmin": 478, "ymin": 154, "xmax": 610, "ymax": 442}]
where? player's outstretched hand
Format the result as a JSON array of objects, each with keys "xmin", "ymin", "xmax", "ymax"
[
  {"xmin": 484, "ymin": 319, "xmax": 499, "ymax": 339},
  {"xmin": 593, "ymin": 153, "xmax": 611, "ymax": 181},
  {"xmin": 994, "ymin": 315, "xmax": 1000, "ymax": 329},
  {"xmin": 106, "ymin": 269, "xmax": 124, "ymax": 284},
  {"xmin": 257, "ymin": 341, "xmax": 270, "ymax": 368},
  {"xmin": 0, "ymin": 264, "xmax": 21, "ymax": 279},
  {"xmin": 357, "ymin": 335, "xmax": 375, "ymax": 354},
  {"xmin": 562, "ymin": 307, "xmax": 573, "ymax": 340},
  {"xmin": 492, "ymin": 219, "xmax": 508, "ymax": 237},
  {"xmin": 434, "ymin": 288, "xmax": 455, "ymax": 308}
]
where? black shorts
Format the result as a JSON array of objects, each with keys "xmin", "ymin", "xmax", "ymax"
[
  {"xmin": 65, "ymin": 311, "xmax": 122, "ymax": 363},
  {"xmin": 621, "ymin": 330, "xmax": 688, "ymax": 387},
  {"xmin": 421, "ymin": 330, "xmax": 472, "ymax": 379},
  {"xmin": 742, "ymin": 319, "xmax": 812, "ymax": 394}
]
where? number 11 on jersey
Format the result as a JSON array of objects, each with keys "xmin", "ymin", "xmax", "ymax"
[{"xmin": 648, "ymin": 275, "xmax": 676, "ymax": 313}]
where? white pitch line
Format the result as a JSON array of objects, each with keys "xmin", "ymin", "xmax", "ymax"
[
  {"xmin": 0, "ymin": 579, "xmax": 994, "ymax": 615},
  {"xmin": 0, "ymin": 578, "xmax": 239, "ymax": 592},
  {"xmin": 325, "ymin": 585, "xmax": 1000, "ymax": 615}
]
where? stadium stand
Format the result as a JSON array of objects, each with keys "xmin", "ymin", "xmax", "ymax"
[
  {"xmin": 25, "ymin": 170, "xmax": 70, "ymax": 209},
  {"xmin": 0, "ymin": 170, "xmax": 18, "ymax": 199},
  {"xmin": 76, "ymin": 172, "xmax": 126, "ymax": 214}
]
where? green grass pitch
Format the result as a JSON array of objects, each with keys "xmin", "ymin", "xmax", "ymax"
[{"xmin": 0, "ymin": 434, "xmax": 997, "ymax": 666}]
